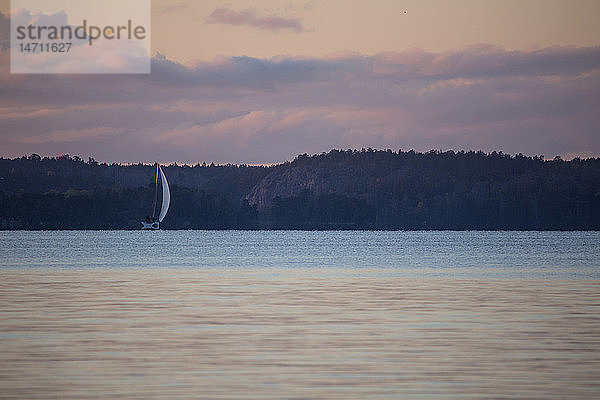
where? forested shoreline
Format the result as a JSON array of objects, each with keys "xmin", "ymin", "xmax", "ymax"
[{"xmin": 1, "ymin": 149, "xmax": 599, "ymax": 230}]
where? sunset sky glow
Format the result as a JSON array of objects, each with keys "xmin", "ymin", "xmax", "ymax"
[{"xmin": 0, "ymin": 0, "xmax": 599, "ymax": 164}]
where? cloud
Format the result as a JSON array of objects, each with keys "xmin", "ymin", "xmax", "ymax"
[
  {"xmin": 0, "ymin": 45, "xmax": 599, "ymax": 163},
  {"xmin": 7, "ymin": 9, "xmax": 150, "ymax": 73},
  {"xmin": 9, "ymin": 8, "xmax": 70, "ymax": 30},
  {"xmin": 0, "ymin": 11, "xmax": 9, "ymax": 51},
  {"xmin": 207, "ymin": 7, "xmax": 304, "ymax": 33},
  {"xmin": 152, "ymin": 2, "xmax": 189, "ymax": 15},
  {"xmin": 18, "ymin": 126, "xmax": 125, "ymax": 144}
]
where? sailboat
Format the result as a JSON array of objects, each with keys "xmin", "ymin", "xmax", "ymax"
[{"xmin": 141, "ymin": 163, "xmax": 170, "ymax": 230}]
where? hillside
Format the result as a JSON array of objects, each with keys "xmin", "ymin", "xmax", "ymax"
[{"xmin": 1, "ymin": 149, "xmax": 599, "ymax": 230}]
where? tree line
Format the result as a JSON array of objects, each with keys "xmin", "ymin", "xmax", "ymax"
[{"xmin": 1, "ymin": 149, "xmax": 599, "ymax": 230}]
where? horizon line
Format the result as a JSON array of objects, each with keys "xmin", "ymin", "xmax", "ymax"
[{"xmin": 3, "ymin": 147, "xmax": 598, "ymax": 168}]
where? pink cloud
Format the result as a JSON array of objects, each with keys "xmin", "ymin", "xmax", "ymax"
[
  {"xmin": 152, "ymin": 2, "xmax": 189, "ymax": 15},
  {"xmin": 0, "ymin": 45, "xmax": 599, "ymax": 163},
  {"xmin": 208, "ymin": 7, "xmax": 304, "ymax": 33},
  {"xmin": 18, "ymin": 127, "xmax": 125, "ymax": 144}
]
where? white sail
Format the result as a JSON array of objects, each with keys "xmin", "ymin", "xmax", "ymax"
[{"xmin": 158, "ymin": 166, "xmax": 170, "ymax": 222}]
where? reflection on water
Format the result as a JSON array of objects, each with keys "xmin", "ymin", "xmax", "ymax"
[
  {"xmin": 1, "ymin": 230, "xmax": 599, "ymax": 279},
  {"xmin": 1, "ymin": 269, "xmax": 599, "ymax": 399}
]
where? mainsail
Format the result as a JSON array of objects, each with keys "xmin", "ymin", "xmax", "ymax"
[
  {"xmin": 142, "ymin": 163, "xmax": 170, "ymax": 230},
  {"xmin": 158, "ymin": 166, "xmax": 170, "ymax": 222}
]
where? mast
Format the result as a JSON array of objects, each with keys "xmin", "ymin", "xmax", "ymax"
[{"xmin": 151, "ymin": 162, "xmax": 158, "ymax": 219}]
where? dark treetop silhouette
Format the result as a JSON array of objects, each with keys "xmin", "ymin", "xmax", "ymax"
[{"xmin": 1, "ymin": 149, "xmax": 599, "ymax": 230}]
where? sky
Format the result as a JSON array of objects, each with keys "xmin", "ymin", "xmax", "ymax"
[{"xmin": 0, "ymin": 0, "xmax": 599, "ymax": 164}]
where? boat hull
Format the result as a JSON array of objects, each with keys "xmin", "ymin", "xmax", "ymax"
[{"xmin": 141, "ymin": 221, "xmax": 159, "ymax": 230}]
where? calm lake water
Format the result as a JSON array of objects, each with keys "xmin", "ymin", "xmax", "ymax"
[{"xmin": 1, "ymin": 231, "xmax": 599, "ymax": 399}]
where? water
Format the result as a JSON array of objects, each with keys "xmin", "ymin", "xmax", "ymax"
[
  {"xmin": 1, "ymin": 231, "xmax": 599, "ymax": 399},
  {"xmin": 2, "ymin": 231, "xmax": 599, "ymax": 279}
]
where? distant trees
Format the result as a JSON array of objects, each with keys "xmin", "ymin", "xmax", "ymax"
[
  {"xmin": 257, "ymin": 149, "xmax": 600, "ymax": 230},
  {"xmin": 1, "ymin": 150, "xmax": 599, "ymax": 230},
  {"xmin": 271, "ymin": 190, "xmax": 375, "ymax": 229},
  {"xmin": 0, "ymin": 185, "xmax": 259, "ymax": 230}
]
